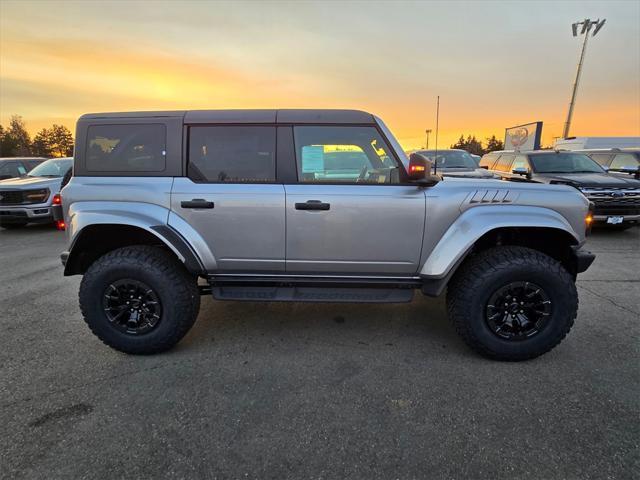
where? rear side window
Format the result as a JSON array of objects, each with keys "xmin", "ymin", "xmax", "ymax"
[
  {"xmin": 86, "ymin": 124, "xmax": 166, "ymax": 172},
  {"xmin": 25, "ymin": 160, "xmax": 44, "ymax": 170},
  {"xmin": 480, "ymin": 154, "xmax": 498, "ymax": 169},
  {"xmin": 188, "ymin": 126, "xmax": 276, "ymax": 183},
  {"xmin": 611, "ymin": 153, "xmax": 639, "ymax": 169},
  {"xmin": 589, "ymin": 153, "xmax": 612, "ymax": 167},
  {"xmin": 494, "ymin": 154, "xmax": 514, "ymax": 172},
  {"xmin": 0, "ymin": 161, "xmax": 21, "ymax": 177},
  {"xmin": 512, "ymin": 155, "xmax": 529, "ymax": 170}
]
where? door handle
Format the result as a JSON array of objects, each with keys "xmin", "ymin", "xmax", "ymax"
[
  {"xmin": 181, "ymin": 199, "xmax": 214, "ymax": 209},
  {"xmin": 295, "ymin": 200, "xmax": 330, "ymax": 211}
]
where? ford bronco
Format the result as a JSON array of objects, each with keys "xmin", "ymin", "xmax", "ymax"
[{"xmin": 57, "ymin": 110, "xmax": 595, "ymax": 360}]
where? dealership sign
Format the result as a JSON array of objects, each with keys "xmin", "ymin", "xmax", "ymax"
[{"xmin": 505, "ymin": 122, "xmax": 543, "ymax": 151}]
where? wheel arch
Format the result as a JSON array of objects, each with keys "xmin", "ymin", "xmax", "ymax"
[
  {"xmin": 64, "ymin": 223, "xmax": 204, "ymax": 276},
  {"xmin": 420, "ymin": 206, "xmax": 585, "ymax": 296}
]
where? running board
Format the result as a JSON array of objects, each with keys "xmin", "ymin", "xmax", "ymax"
[{"xmin": 202, "ymin": 274, "xmax": 421, "ymax": 303}]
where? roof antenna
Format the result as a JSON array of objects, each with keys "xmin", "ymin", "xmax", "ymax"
[{"xmin": 433, "ymin": 95, "xmax": 440, "ymax": 176}]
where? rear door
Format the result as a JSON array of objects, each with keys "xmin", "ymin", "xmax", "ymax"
[
  {"xmin": 284, "ymin": 125, "xmax": 426, "ymax": 276},
  {"xmin": 170, "ymin": 125, "xmax": 286, "ymax": 272}
]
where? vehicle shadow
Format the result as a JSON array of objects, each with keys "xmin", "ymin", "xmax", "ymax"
[
  {"xmin": 179, "ymin": 292, "xmax": 469, "ymax": 358},
  {"xmin": 0, "ymin": 223, "xmax": 57, "ymax": 235}
]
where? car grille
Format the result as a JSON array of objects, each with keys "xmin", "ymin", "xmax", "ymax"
[
  {"xmin": 0, "ymin": 189, "xmax": 44, "ymax": 205},
  {"xmin": 581, "ymin": 187, "xmax": 640, "ymax": 216}
]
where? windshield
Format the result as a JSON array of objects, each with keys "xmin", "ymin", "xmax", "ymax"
[
  {"xmin": 27, "ymin": 158, "xmax": 73, "ymax": 177},
  {"xmin": 529, "ymin": 153, "xmax": 605, "ymax": 174},
  {"xmin": 418, "ymin": 150, "xmax": 477, "ymax": 168}
]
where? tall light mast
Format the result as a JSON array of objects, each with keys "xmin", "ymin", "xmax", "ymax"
[{"xmin": 562, "ymin": 18, "xmax": 606, "ymax": 139}]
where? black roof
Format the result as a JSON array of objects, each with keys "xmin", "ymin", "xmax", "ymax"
[{"xmin": 79, "ymin": 109, "xmax": 376, "ymax": 125}]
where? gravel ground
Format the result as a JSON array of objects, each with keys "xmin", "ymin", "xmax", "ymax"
[{"xmin": 0, "ymin": 225, "xmax": 638, "ymax": 479}]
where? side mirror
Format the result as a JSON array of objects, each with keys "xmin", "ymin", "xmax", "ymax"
[
  {"xmin": 512, "ymin": 167, "xmax": 530, "ymax": 178},
  {"xmin": 408, "ymin": 153, "xmax": 431, "ymax": 180},
  {"xmin": 480, "ymin": 165, "xmax": 489, "ymax": 170},
  {"xmin": 408, "ymin": 153, "xmax": 439, "ymax": 185}
]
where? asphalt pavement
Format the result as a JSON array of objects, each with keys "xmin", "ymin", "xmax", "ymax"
[{"xmin": 1, "ymin": 225, "xmax": 638, "ymax": 479}]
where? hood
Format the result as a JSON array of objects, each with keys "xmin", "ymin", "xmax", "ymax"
[
  {"xmin": 539, "ymin": 172, "xmax": 640, "ymax": 188},
  {"xmin": 0, "ymin": 175, "xmax": 62, "ymax": 190},
  {"xmin": 441, "ymin": 168, "xmax": 496, "ymax": 179}
]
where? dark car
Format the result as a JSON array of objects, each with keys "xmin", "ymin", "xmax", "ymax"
[
  {"xmin": 479, "ymin": 150, "xmax": 640, "ymax": 229},
  {"xmin": 0, "ymin": 157, "xmax": 47, "ymax": 180},
  {"xmin": 413, "ymin": 149, "xmax": 498, "ymax": 179},
  {"xmin": 580, "ymin": 149, "xmax": 640, "ymax": 180}
]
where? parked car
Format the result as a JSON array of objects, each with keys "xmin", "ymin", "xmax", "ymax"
[
  {"xmin": 411, "ymin": 149, "xmax": 498, "ymax": 179},
  {"xmin": 479, "ymin": 150, "xmax": 640, "ymax": 229},
  {"xmin": 58, "ymin": 109, "xmax": 595, "ymax": 361},
  {"xmin": 581, "ymin": 149, "xmax": 640, "ymax": 179},
  {"xmin": 0, "ymin": 157, "xmax": 73, "ymax": 229},
  {"xmin": 0, "ymin": 157, "xmax": 47, "ymax": 180}
]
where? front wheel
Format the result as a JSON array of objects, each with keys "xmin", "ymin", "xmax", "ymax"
[
  {"xmin": 446, "ymin": 246, "xmax": 578, "ymax": 361},
  {"xmin": 79, "ymin": 246, "xmax": 200, "ymax": 354}
]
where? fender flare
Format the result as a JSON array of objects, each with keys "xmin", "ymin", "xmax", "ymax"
[
  {"xmin": 420, "ymin": 205, "xmax": 580, "ymax": 280},
  {"xmin": 63, "ymin": 202, "xmax": 214, "ymax": 275}
]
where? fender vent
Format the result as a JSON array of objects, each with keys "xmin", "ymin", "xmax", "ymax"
[{"xmin": 468, "ymin": 189, "xmax": 516, "ymax": 204}]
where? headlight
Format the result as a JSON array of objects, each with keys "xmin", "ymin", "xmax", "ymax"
[{"xmin": 25, "ymin": 189, "xmax": 49, "ymax": 203}]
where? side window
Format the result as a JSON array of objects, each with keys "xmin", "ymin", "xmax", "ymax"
[
  {"xmin": 589, "ymin": 153, "xmax": 612, "ymax": 167},
  {"xmin": 512, "ymin": 155, "xmax": 529, "ymax": 171},
  {"xmin": 0, "ymin": 161, "xmax": 21, "ymax": 177},
  {"xmin": 188, "ymin": 126, "xmax": 276, "ymax": 183},
  {"xmin": 86, "ymin": 124, "xmax": 166, "ymax": 172},
  {"xmin": 293, "ymin": 126, "xmax": 401, "ymax": 184},
  {"xmin": 610, "ymin": 153, "xmax": 638, "ymax": 169},
  {"xmin": 25, "ymin": 160, "xmax": 44, "ymax": 171},
  {"xmin": 480, "ymin": 154, "xmax": 498, "ymax": 169},
  {"xmin": 494, "ymin": 154, "xmax": 514, "ymax": 172}
]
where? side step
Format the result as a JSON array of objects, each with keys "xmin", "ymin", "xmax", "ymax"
[
  {"xmin": 210, "ymin": 286, "xmax": 414, "ymax": 303},
  {"xmin": 202, "ymin": 274, "xmax": 422, "ymax": 303}
]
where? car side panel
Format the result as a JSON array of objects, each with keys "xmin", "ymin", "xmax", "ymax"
[
  {"xmin": 418, "ymin": 181, "xmax": 589, "ymax": 278},
  {"xmin": 62, "ymin": 177, "xmax": 215, "ymax": 269}
]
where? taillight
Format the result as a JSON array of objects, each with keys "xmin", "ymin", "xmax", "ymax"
[
  {"xmin": 56, "ymin": 220, "xmax": 66, "ymax": 230},
  {"xmin": 52, "ymin": 194, "xmax": 62, "ymax": 205}
]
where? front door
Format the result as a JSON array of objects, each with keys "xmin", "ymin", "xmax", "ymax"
[
  {"xmin": 170, "ymin": 125, "xmax": 285, "ymax": 272},
  {"xmin": 284, "ymin": 125, "xmax": 426, "ymax": 276}
]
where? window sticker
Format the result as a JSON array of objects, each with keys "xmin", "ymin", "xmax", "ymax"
[
  {"xmin": 302, "ymin": 145, "xmax": 325, "ymax": 173},
  {"xmin": 18, "ymin": 166, "xmax": 27, "ymax": 175}
]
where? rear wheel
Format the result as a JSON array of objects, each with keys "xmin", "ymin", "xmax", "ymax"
[
  {"xmin": 446, "ymin": 246, "xmax": 578, "ymax": 361},
  {"xmin": 79, "ymin": 246, "xmax": 200, "ymax": 354}
]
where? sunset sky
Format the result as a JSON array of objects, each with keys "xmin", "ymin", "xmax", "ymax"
[{"xmin": 1, "ymin": 0, "xmax": 639, "ymax": 149}]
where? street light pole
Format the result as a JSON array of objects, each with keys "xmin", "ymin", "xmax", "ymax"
[
  {"xmin": 425, "ymin": 129, "xmax": 432, "ymax": 149},
  {"xmin": 562, "ymin": 18, "xmax": 606, "ymax": 139}
]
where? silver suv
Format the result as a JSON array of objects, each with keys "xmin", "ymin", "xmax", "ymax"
[{"xmin": 58, "ymin": 110, "xmax": 595, "ymax": 361}]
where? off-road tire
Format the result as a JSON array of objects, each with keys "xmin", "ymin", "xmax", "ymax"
[
  {"xmin": 1, "ymin": 222, "xmax": 27, "ymax": 229},
  {"xmin": 446, "ymin": 246, "xmax": 578, "ymax": 361},
  {"xmin": 79, "ymin": 246, "xmax": 200, "ymax": 354}
]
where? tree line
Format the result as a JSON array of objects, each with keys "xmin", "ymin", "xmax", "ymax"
[
  {"xmin": 0, "ymin": 115, "xmax": 74, "ymax": 158},
  {"xmin": 450, "ymin": 134, "xmax": 504, "ymax": 156}
]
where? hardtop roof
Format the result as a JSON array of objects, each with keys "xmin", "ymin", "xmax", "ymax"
[{"xmin": 79, "ymin": 109, "xmax": 376, "ymax": 124}]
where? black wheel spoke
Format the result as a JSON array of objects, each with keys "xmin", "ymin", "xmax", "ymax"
[
  {"xmin": 102, "ymin": 279, "xmax": 162, "ymax": 335},
  {"xmin": 485, "ymin": 281, "xmax": 552, "ymax": 341}
]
